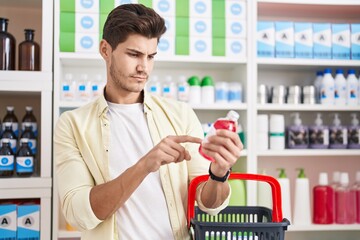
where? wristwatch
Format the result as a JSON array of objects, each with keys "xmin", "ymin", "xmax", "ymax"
[{"xmin": 208, "ymin": 165, "xmax": 231, "ymax": 182}]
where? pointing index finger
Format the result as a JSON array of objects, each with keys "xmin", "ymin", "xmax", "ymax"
[{"xmin": 172, "ymin": 135, "xmax": 202, "ymax": 144}]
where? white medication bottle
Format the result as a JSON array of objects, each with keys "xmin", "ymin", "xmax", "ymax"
[
  {"xmin": 257, "ymin": 114, "xmax": 269, "ymax": 150},
  {"xmin": 91, "ymin": 74, "xmax": 104, "ymax": 100},
  {"xmin": 77, "ymin": 73, "xmax": 91, "ymax": 101},
  {"xmin": 147, "ymin": 75, "xmax": 162, "ymax": 96},
  {"xmin": 334, "ymin": 68, "xmax": 347, "ymax": 106},
  {"xmin": 320, "ymin": 68, "xmax": 335, "ymax": 105},
  {"xmin": 228, "ymin": 82, "xmax": 242, "ymax": 103},
  {"xmin": 177, "ymin": 75, "xmax": 190, "ymax": 102},
  {"xmin": 187, "ymin": 76, "xmax": 201, "ymax": 104},
  {"xmin": 215, "ymin": 82, "xmax": 229, "ymax": 104},
  {"xmin": 162, "ymin": 75, "xmax": 177, "ymax": 99},
  {"xmin": 201, "ymin": 76, "xmax": 215, "ymax": 104},
  {"xmin": 276, "ymin": 168, "xmax": 292, "ymax": 222},
  {"xmin": 293, "ymin": 168, "xmax": 311, "ymax": 225},
  {"xmin": 269, "ymin": 114, "xmax": 285, "ymax": 150},
  {"xmin": 346, "ymin": 69, "xmax": 358, "ymax": 106},
  {"xmin": 61, "ymin": 73, "xmax": 76, "ymax": 101}
]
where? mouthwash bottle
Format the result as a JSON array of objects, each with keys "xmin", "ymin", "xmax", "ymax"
[
  {"xmin": 16, "ymin": 138, "xmax": 34, "ymax": 177},
  {"xmin": 329, "ymin": 113, "xmax": 347, "ymax": 149},
  {"xmin": 286, "ymin": 113, "xmax": 309, "ymax": 149},
  {"xmin": 348, "ymin": 113, "xmax": 360, "ymax": 149},
  {"xmin": 199, "ymin": 110, "xmax": 239, "ymax": 162},
  {"xmin": 2, "ymin": 106, "xmax": 19, "ymax": 137},
  {"xmin": 309, "ymin": 113, "xmax": 329, "ymax": 149},
  {"xmin": 21, "ymin": 106, "xmax": 37, "ymax": 137},
  {"xmin": 20, "ymin": 123, "xmax": 37, "ymax": 155},
  {"xmin": 0, "ymin": 138, "xmax": 15, "ymax": 177}
]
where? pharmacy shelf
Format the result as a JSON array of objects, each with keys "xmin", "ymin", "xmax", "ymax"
[
  {"xmin": 58, "ymin": 230, "xmax": 81, "ymax": 239},
  {"xmin": 289, "ymin": 224, "xmax": 360, "ymax": 232},
  {"xmin": 59, "ymin": 52, "xmax": 246, "ymax": 70},
  {"xmin": 0, "ymin": 71, "xmax": 52, "ymax": 92},
  {"xmin": 257, "ymin": 149, "xmax": 360, "ymax": 157},
  {"xmin": 257, "ymin": 104, "xmax": 360, "ymax": 112},
  {"xmin": 0, "ymin": 177, "xmax": 52, "ymax": 189}
]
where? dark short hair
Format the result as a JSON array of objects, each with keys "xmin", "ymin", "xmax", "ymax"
[{"xmin": 103, "ymin": 4, "xmax": 166, "ymax": 50}]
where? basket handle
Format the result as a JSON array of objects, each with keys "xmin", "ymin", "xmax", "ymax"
[{"xmin": 187, "ymin": 173, "xmax": 283, "ymax": 228}]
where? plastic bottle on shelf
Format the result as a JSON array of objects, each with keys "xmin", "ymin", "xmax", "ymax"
[
  {"xmin": 348, "ymin": 113, "xmax": 360, "ymax": 149},
  {"xmin": 276, "ymin": 168, "xmax": 292, "ymax": 222},
  {"xmin": 228, "ymin": 82, "xmax": 242, "ymax": 103},
  {"xmin": 334, "ymin": 69, "xmax": 347, "ymax": 106},
  {"xmin": 162, "ymin": 75, "xmax": 177, "ymax": 99},
  {"xmin": 16, "ymin": 138, "xmax": 35, "ymax": 177},
  {"xmin": 257, "ymin": 114, "xmax": 269, "ymax": 151},
  {"xmin": 313, "ymin": 172, "xmax": 334, "ymax": 224},
  {"xmin": 215, "ymin": 82, "xmax": 229, "ymax": 104},
  {"xmin": 0, "ymin": 123, "xmax": 17, "ymax": 154},
  {"xmin": 293, "ymin": 168, "xmax": 311, "ymax": 225},
  {"xmin": 77, "ymin": 73, "xmax": 91, "ymax": 101},
  {"xmin": 237, "ymin": 122, "xmax": 245, "ymax": 147},
  {"xmin": 2, "ymin": 106, "xmax": 19, "ymax": 137},
  {"xmin": 320, "ymin": 68, "xmax": 335, "ymax": 105},
  {"xmin": 313, "ymin": 71, "xmax": 323, "ymax": 104},
  {"xmin": 257, "ymin": 169, "xmax": 272, "ymax": 209},
  {"xmin": 309, "ymin": 113, "xmax": 329, "ymax": 149},
  {"xmin": 147, "ymin": 75, "xmax": 162, "ymax": 96},
  {"xmin": 91, "ymin": 74, "xmax": 104, "ymax": 100},
  {"xmin": 269, "ymin": 114, "xmax": 285, "ymax": 150},
  {"xmin": 61, "ymin": 73, "xmax": 76, "ymax": 101},
  {"xmin": 20, "ymin": 123, "xmax": 37, "ymax": 155},
  {"xmin": 21, "ymin": 106, "xmax": 37, "ymax": 137},
  {"xmin": 352, "ymin": 171, "xmax": 360, "ymax": 223},
  {"xmin": 286, "ymin": 113, "xmax": 309, "ymax": 149},
  {"xmin": 199, "ymin": 110, "xmax": 239, "ymax": 162},
  {"xmin": 177, "ymin": 75, "xmax": 190, "ymax": 102},
  {"xmin": 187, "ymin": 76, "xmax": 201, "ymax": 104},
  {"xmin": 346, "ymin": 69, "xmax": 358, "ymax": 106},
  {"xmin": 18, "ymin": 29, "xmax": 40, "ymax": 71},
  {"xmin": 0, "ymin": 138, "xmax": 15, "ymax": 177},
  {"xmin": 201, "ymin": 76, "xmax": 215, "ymax": 104},
  {"xmin": 0, "ymin": 18, "xmax": 16, "ymax": 70},
  {"xmin": 329, "ymin": 113, "xmax": 348, "ymax": 149},
  {"xmin": 335, "ymin": 172, "xmax": 356, "ymax": 224}
]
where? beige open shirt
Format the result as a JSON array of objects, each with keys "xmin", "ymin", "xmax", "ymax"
[{"xmin": 54, "ymin": 92, "xmax": 230, "ymax": 240}]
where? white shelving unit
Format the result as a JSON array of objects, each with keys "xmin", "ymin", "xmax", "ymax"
[
  {"xmin": 0, "ymin": 0, "xmax": 53, "ymax": 239},
  {"xmin": 52, "ymin": 0, "xmax": 360, "ymax": 239}
]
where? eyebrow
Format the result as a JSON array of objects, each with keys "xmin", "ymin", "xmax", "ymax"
[{"xmin": 126, "ymin": 48, "xmax": 157, "ymax": 56}]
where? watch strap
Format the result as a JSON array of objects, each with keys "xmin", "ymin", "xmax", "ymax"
[{"xmin": 208, "ymin": 165, "xmax": 230, "ymax": 182}]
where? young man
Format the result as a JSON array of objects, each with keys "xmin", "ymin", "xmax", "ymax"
[{"xmin": 54, "ymin": 4, "xmax": 243, "ymax": 240}]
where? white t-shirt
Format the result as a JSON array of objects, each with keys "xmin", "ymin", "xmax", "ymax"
[{"xmin": 107, "ymin": 102, "xmax": 174, "ymax": 240}]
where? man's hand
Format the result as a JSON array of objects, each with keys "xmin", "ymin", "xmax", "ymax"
[{"xmin": 141, "ymin": 135, "xmax": 202, "ymax": 173}]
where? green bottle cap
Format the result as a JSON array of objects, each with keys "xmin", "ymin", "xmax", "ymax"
[
  {"xmin": 297, "ymin": 168, "xmax": 306, "ymax": 178},
  {"xmin": 201, "ymin": 76, "xmax": 214, "ymax": 86},
  {"xmin": 277, "ymin": 168, "xmax": 287, "ymax": 178},
  {"xmin": 187, "ymin": 76, "xmax": 201, "ymax": 86}
]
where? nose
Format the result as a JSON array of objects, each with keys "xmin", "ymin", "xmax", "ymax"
[{"xmin": 136, "ymin": 58, "xmax": 148, "ymax": 73}]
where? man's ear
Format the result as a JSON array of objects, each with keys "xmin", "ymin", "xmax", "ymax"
[{"xmin": 99, "ymin": 39, "xmax": 111, "ymax": 60}]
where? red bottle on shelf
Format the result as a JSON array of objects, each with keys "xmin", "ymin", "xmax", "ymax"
[{"xmin": 313, "ymin": 172, "xmax": 334, "ymax": 224}]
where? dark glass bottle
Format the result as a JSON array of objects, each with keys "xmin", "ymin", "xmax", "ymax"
[
  {"xmin": 0, "ymin": 122, "xmax": 17, "ymax": 154},
  {"xmin": 18, "ymin": 29, "xmax": 40, "ymax": 71},
  {"xmin": 0, "ymin": 18, "xmax": 16, "ymax": 70},
  {"xmin": 20, "ymin": 123, "xmax": 37, "ymax": 155},
  {"xmin": 21, "ymin": 106, "xmax": 38, "ymax": 137},
  {"xmin": 16, "ymin": 138, "xmax": 34, "ymax": 177},
  {"xmin": 0, "ymin": 138, "xmax": 15, "ymax": 177},
  {"xmin": 3, "ymin": 106, "xmax": 19, "ymax": 137}
]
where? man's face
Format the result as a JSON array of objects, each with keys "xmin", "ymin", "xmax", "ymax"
[{"xmin": 108, "ymin": 34, "xmax": 158, "ymax": 94}]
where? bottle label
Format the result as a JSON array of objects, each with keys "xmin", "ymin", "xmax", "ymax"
[
  {"xmin": 21, "ymin": 122, "xmax": 38, "ymax": 133},
  {"xmin": 349, "ymin": 128, "xmax": 360, "ymax": 144},
  {"xmin": 2, "ymin": 122, "xmax": 19, "ymax": 137},
  {"xmin": 8, "ymin": 139, "xmax": 17, "ymax": 153},
  {"xmin": 20, "ymin": 139, "xmax": 37, "ymax": 155},
  {"xmin": 330, "ymin": 128, "xmax": 348, "ymax": 145},
  {"xmin": 16, "ymin": 156, "xmax": 34, "ymax": 173},
  {"xmin": 0, "ymin": 155, "xmax": 14, "ymax": 171}
]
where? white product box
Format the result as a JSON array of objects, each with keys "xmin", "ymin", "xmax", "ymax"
[
  {"xmin": 313, "ymin": 23, "xmax": 332, "ymax": 59},
  {"xmin": 226, "ymin": 38, "xmax": 246, "ymax": 59},
  {"xmin": 157, "ymin": 35, "xmax": 175, "ymax": 56},
  {"xmin": 76, "ymin": 0, "xmax": 99, "ymax": 13},
  {"xmin": 190, "ymin": 17, "xmax": 212, "ymax": 37},
  {"xmin": 190, "ymin": 37, "xmax": 212, "ymax": 56},
  {"xmin": 226, "ymin": 19, "xmax": 246, "ymax": 39},
  {"xmin": 351, "ymin": 23, "xmax": 360, "ymax": 60},
  {"xmin": 190, "ymin": 0, "xmax": 212, "ymax": 18},
  {"xmin": 294, "ymin": 22, "xmax": 313, "ymax": 59},
  {"xmin": 152, "ymin": 0, "xmax": 175, "ymax": 17},
  {"xmin": 17, "ymin": 205, "xmax": 40, "ymax": 240},
  {"xmin": 332, "ymin": 24, "xmax": 351, "ymax": 59},
  {"xmin": 257, "ymin": 21, "xmax": 275, "ymax": 58},
  {"xmin": 0, "ymin": 204, "xmax": 17, "ymax": 240},
  {"xmin": 163, "ymin": 16, "xmax": 175, "ymax": 37},
  {"xmin": 275, "ymin": 21, "xmax": 294, "ymax": 58},
  {"xmin": 75, "ymin": 13, "xmax": 99, "ymax": 33},
  {"xmin": 225, "ymin": 0, "xmax": 247, "ymax": 20},
  {"xmin": 75, "ymin": 33, "xmax": 99, "ymax": 53}
]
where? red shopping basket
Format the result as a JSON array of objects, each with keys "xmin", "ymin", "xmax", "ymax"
[{"xmin": 187, "ymin": 173, "xmax": 290, "ymax": 240}]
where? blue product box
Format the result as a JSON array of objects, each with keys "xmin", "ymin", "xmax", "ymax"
[
  {"xmin": 275, "ymin": 21, "xmax": 294, "ymax": 58},
  {"xmin": 0, "ymin": 204, "xmax": 17, "ymax": 240},
  {"xmin": 17, "ymin": 205, "xmax": 40, "ymax": 240},
  {"xmin": 313, "ymin": 23, "xmax": 332, "ymax": 59},
  {"xmin": 332, "ymin": 24, "xmax": 350, "ymax": 59},
  {"xmin": 351, "ymin": 23, "xmax": 360, "ymax": 60},
  {"xmin": 294, "ymin": 22, "xmax": 313, "ymax": 58},
  {"xmin": 257, "ymin": 21, "xmax": 275, "ymax": 58}
]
